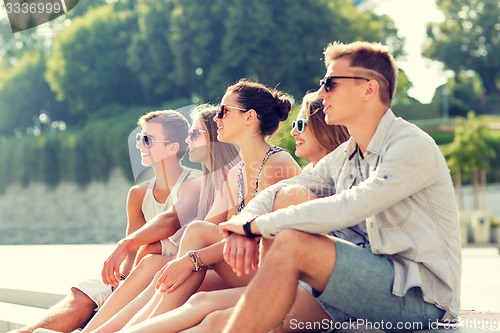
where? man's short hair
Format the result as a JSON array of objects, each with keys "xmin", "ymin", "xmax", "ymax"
[
  {"xmin": 138, "ymin": 110, "xmax": 189, "ymax": 159},
  {"xmin": 324, "ymin": 41, "xmax": 398, "ymax": 106}
]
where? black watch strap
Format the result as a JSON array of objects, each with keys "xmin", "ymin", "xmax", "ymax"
[{"xmin": 243, "ymin": 217, "xmax": 260, "ymax": 238}]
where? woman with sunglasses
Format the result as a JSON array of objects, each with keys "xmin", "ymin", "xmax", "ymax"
[
  {"xmin": 80, "ymin": 79, "xmax": 301, "ymax": 333},
  {"xmin": 97, "ymin": 92, "xmax": 353, "ymax": 333},
  {"xmin": 292, "ymin": 91, "xmax": 350, "ymax": 173}
]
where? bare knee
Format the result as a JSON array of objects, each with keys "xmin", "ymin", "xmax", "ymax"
[
  {"xmin": 273, "ymin": 185, "xmax": 317, "ymax": 211},
  {"xmin": 136, "ymin": 254, "xmax": 172, "ymax": 274},
  {"xmin": 185, "ymin": 291, "xmax": 214, "ymax": 308},
  {"xmin": 264, "ymin": 230, "xmax": 310, "ymax": 271},
  {"xmin": 182, "ymin": 221, "xmax": 220, "ymax": 247}
]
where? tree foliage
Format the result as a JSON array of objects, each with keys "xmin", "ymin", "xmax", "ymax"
[
  {"xmin": 45, "ymin": 4, "xmax": 143, "ymax": 120},
  {"xmin": 424, "ymin": 0, "xmax": 499, "ymax": 96},
  {"xmin": 128, "ymin": 0, "xmax": 403, "ymax": 103},
  {"xmin": 444, "ymin": 111, "xmax": 495, "ymax": 179},
  {"xmin": 0, "ymin": 50, "xmax": 65, "ymax": 136},
  {"xmin": 442, "ymin": 111, "xmax": 496, "ymax": 208},
  {"xmin": 0, "ymin": 0, "xmax": 411, "ymax": 188},
  {"xmin": 127, "ymin": 0, "xmax": 177, "ymax": 105}
]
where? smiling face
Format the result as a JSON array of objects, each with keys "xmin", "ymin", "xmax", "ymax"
[
  {"xmin": 291, "ymin": 108, "xmax": 327, "ymax": 164},
  {"xmin": 136, "ymin": 122, "xmax": 174, "ymax": 167},
  {"xmin": 317, "ymin": 57, "xmax": 368, "ymax": 127},
  {"xmin": 213, "ymin": 91, "xmax": 247, "ymax": 144},
  {"xmin": 185, "ymin": 117, "xmax": 210, "ymax": 165}
]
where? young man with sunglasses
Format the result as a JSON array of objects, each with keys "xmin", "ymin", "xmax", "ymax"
[
  {"xmin": 220, "ymin": 41, "xmax": 461, "ymax": 332},
  {"xmin": 18, "ymin": 110, "xmax": 202, "ymax": 333}
]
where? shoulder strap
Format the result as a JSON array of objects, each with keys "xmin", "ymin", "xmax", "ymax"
[
  {"xmin": 170, "ymin": 168, "xmax": 190, "ymax": 199},
  {"xmin": 254, "ymin": 146, "xmax": 285, "ymax": 194}
]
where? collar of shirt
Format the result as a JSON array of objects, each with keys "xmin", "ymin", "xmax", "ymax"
[{"xmin": 343, "ymin": 109, "xmax": 395, "ymax": 161}]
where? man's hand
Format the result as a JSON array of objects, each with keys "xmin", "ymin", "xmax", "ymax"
[
  {"xmin": 102, "ymin": 239, "xmax": 131, "ymax": 288},
  {"xmin": 219, "ymin": 215, "xmax": 255, "ymax": 237},
  {"xmin": 223, "ymin": 233, "xmax": 259, "ymax": 277}
]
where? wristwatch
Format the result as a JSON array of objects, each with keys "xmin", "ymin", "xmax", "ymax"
[{"xmin": 243, "ymin": 217, "xmax": 260, "ymax": 238}]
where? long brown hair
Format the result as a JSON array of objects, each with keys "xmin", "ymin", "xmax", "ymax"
[{"xmin": 192, "ymin": 105, "xmax": 240, "ymax": 219}]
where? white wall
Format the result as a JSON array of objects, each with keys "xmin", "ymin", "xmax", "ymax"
[{"xmin": 0, "ymin": 169, "xmax": 131, "ymax": 244}]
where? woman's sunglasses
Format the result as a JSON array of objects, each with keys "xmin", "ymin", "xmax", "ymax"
[
  {"xmin": 136, "ymin": 133, "xmax": 171, "ymax": 148},
  {"xmin": 216, "ymin": 104, "xmax": 247, "ymax": 119},
  {"xmin": 319, "ymin": 75, "xmax": 370, "ymax": 92},
  {"xmin": 292, "ymin": 118, "xmax": 308, "ymax": 133},
  {"xmin": 188, "ymin": 127, "xmax": 207, "ymax": 141}
]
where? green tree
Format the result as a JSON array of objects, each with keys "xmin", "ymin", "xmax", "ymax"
[
  {"xmin": 433, "ymin": 71, "xmax": 484, "ymax": 117},
  {"xmin": 0, "ymin": 50, "xmax": 64, "ymax": 136},
  {"xmin": 442, "ymin": 111, "xmax": 495, "ymax": 209},
  {"xmin": 127, "ymin": 0, "xmax": 178, "ymax": 105},
  {"xmin": 424, "ymin": 0, "xmax": 499, "ymax": 97},
  {"xmin": 45, "ymin": 4, "xmax": 143, "ymax": 120},
  {"xmin": 165, "ymin": 0, "xmax": 403, "ymax": 102},
  {"xmin": 0, "ymin": 18, "xmax": 48, "ymax": 67}
]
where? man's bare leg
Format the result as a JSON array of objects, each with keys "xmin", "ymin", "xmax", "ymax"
[
  {"xmin": 222, "ymin": 229, "xmax": 337, "ymax": 332},
  {"xmin": 16, "ymin": 288, "xmax": 96, "ymax": 333}
]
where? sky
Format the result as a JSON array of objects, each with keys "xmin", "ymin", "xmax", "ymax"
[{"xmin": 366, "ymin": 0, "xmax": 447, "ymax": 103}]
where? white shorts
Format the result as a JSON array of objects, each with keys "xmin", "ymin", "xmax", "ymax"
[
  {"xmin": 161, "ymin": 225, "xmax": 187, "ymax": 256},
  {"xmin": 76, "ymin": 230, "xmax": 187, "ymax": 309},
  {"xmin": 74, "ymin": 279, "xmax": 113, "ymax": 309}
]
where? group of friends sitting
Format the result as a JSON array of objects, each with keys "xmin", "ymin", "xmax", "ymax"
[{"xmin": 15, "ymin": 41, "xmax": 461, "ymax": 333}]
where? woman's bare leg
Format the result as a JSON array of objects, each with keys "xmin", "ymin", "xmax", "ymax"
[
  {"xmin": 119, "ymin": 288, "xmax": 245, "ymax": 333},
  {"xmin": 180, "ymin": 286, "xmax": 330, "ymax": 333},
  {"xmin": 280, "ymin": 286, "xmax": 331, "ymax": 333},
  {"xmin": 82, "ymin": 254, "xmax": 171, "ymax": 332},
  {"xmin": 125, "ymin": 221, "xmax": 253, "ymax": 326}
]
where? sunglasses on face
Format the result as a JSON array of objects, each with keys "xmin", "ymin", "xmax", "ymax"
[
  {"xmin": 216, "ymin": 104, "xmax": 247, "ymax": 119},
  {"xmin": 136, "ymin": 133, "xmax": 171, "ymax": 148},
  {"xmin": 319, "ymin": 75, "xmax": 370, "ymax": 92},
  {"xmin": 188, "ymin": 127, "xmax": 207, "ymax": 141},
  {"xmin": 292, "ymin": 118, "xmax": 308, "ymax": 133}
]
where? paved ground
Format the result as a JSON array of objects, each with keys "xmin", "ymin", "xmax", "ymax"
[
  {"xmin": 0, "ymin": 244, "xmax": 114, "ymax": 295},
  {"xmin": 0, "ymin": 244, "xmax": 499, "ymax": 330}
]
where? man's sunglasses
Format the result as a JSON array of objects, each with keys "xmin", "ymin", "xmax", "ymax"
[
  {"xmin": 319, "ymin": 75, "xmax": 370, "ymax": 92},
  {"xmin": 188, "ymin": 127, "xmax": 207, "ymax": 141},
  {"xmin": 291, "ymin": 118, "xmax": 308, "ymax": 133},
  {"xmin": 216, "ymin": 104, "xmax": 247, "ymax": 119},
  {"xmin": 136, "ymin": 133, "xmax": 171, "ymax": 148}
]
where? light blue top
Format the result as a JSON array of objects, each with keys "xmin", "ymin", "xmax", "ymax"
[{"xmin": 237, "ymin": 109, "xmax": 461, "ymax": 320}]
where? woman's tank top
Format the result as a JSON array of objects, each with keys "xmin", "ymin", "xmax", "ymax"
[{"xmin": 236, "ymin": 146, "xmax": 285, "ymax": 213}]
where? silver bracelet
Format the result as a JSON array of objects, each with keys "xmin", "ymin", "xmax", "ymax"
[{"xmin": 187, "ymin": 250, "xmax": 204, "ymax": 272}]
